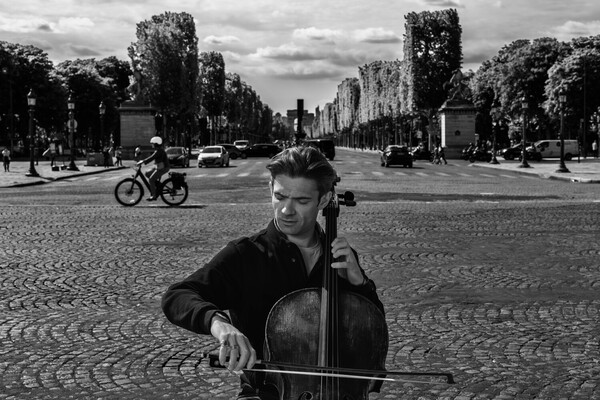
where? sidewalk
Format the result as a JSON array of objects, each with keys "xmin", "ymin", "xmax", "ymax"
[
  {"xmin": 0, "ymin": 159, "xmax": 127, "ymax": 188},
  {"xmin": 469, "ymin": 156, "xmax": 600, "ymax": 183}
]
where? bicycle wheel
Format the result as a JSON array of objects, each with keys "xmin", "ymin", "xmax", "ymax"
[
  {"xmin": 159, "ymin": 178, "xmax": 188, "ymax": 206},
  {"xmin": 114, "ymin": 178, "xmax": 144, "ymax": 206}
]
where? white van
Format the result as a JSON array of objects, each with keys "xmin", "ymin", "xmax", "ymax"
[{"xmin": 532, "ymin": 139, "xmax": 579, "ymax": 160}]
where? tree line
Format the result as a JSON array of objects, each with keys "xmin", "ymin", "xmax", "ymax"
[
  {"xmin": 0, "ymin": 11, "xmax": 272, "ymax": 155},
  {"xmin": 313, "ymin": 9, "xmax": 600, "ymax": 154}
]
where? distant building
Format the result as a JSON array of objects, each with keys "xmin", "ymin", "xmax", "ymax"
[{"xmin": 285, "ymin": 109, "xmax": 314, "ymax": 138}]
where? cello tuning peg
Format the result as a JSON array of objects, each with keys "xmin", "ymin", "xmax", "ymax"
[{"xmin": 338, "ymin": 191, "xmax": 356, "ymax": 207}]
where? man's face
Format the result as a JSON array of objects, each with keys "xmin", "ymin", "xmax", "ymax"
[{"xmin": 270, "ymin": 175, "xmax": 330, "ymax": 241}]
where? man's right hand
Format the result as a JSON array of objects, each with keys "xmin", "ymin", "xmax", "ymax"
[{"xmin": 210, "ymin": 316, "xmax": 257, "ymax": 372}]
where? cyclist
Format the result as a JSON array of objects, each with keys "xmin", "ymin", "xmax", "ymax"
[{"xmin": 137, "ymin": 136, "xmax": 170, "ymax": 201}]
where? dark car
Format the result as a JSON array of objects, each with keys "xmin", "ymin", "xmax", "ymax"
[
  {"xmin": 303, "ymin": 139, "xmax": 335, "ymax": 160},
  {"xmin": 521, "ymin": 146, "xmax": 543, "ymax": 162},
  {"xmin": 499, "ymin": 142, "xmax": 532, "ymax": 160},
  {"xmin": 217, "ymin": 143, "xmax": 247, "ymax": 160},
  {"xmin": 380, "ymin": 145, "xmax": 412, "ymax": 168},
  {"xmin": 243, "ymin": 143, "xmax": 281, "ymax": 158},
  {"xmin": 166, "ymin": 147, "xmax": 190, "ymax": 168}
]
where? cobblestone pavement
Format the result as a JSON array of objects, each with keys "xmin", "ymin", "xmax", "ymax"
[{"xmin": 1, "ymin": 181, "xmax": 600, "ymax": 398}]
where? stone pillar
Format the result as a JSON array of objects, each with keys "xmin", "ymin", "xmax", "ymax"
[
  {"xmin": 438, "ymin": 99, "xmax": 477, "ymax": 159},
  {"xmin": 119, "ymin": 102, "xmax": 156, "ymax": 158}
]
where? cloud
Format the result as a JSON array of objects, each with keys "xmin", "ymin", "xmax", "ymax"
[
  {"xmin": 257, "ymin": 61, "xmax": 345, "ymax": 80},
  {"xmin": 0, "ymin": 15, "xmax": 94, "ymax": 34},
  {"xmin": 0, "ymin": 16, "xmax": 50, "ymax": 33},
  {"xmin": 419, "ymin": 0, "xmax": 464, "ymax": 7},
  {"xmin": 293, "ymin": 27, "xmax": 342, "ymax": 43},
  {"xmin": 68, "ymin": 44, "xmax": 102, "ymax": 57},
  {"xmin": 353, "ymin": 28, "xmax": 401, "ymax": 44},
  {"xmin": 56, "ymin": 17, "xmax": 94, "ymax": 32},
  {"xmin": 548, "ymin": 20, "xmax": 600, "ymax": 41},
  {"xmin": 422, "ymin": 0, "xmax": 464, "ymax": 8},
  {"xmin": 330, "ymin": 49, "xmax": 373, "ymax": 67},
  {"xmin": 254, "ymin": 44, "xmax": 325, "ymax": 61},
  {"xmin": 203, "ymin": 35, "xmax": 241, "ymax": 46}
]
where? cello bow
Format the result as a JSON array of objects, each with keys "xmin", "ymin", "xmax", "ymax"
[{"xmin": 201, "ymin": 352, "xmax": 455, "ymax": 385}]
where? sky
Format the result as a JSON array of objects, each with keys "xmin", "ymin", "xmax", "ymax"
[{"xmin": 1, "ymin": 0, "xmax": 600, "ymax": 115}]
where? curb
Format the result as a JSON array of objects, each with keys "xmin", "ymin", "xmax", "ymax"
[{"xmin": 469, "ymin": 163, "xmax": 600, "ymax": 184}]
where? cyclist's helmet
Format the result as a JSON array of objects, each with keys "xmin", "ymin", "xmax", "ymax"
[{"xmin": 150, "ymin": 136, "xmax": 163, "ymax": 146}]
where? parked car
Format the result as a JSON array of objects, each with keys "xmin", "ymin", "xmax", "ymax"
[
  {"xmin": 166, "ymin": 146, "xmax": 190, "ymax": 168},
  {"xmin": 303, "ymin": 138, "xmax": 335, "ymax": 160},
  {"xmin": 243, "ymin": 143, "xmax": 281, "ymax": 158},
  {"xmin": 498, "ymin": 142, "xmax": 531, "ymax": 160},
  {"xmin": 380, "ymin": 145, "xmax": 413, "ymax": 168},
  {"xmin": 198, "ymin": 145, "xmax": 230, "ymax": 167},
  {"xmin": 217, "ymin": 143, "xmax": 247, "ymax": 160},
  {"xmin": 233, "ymin": 140, "xmax": 250, "ymax": 151}
]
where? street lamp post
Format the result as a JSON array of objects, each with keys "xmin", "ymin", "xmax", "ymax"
[
  {"xmin": 594, "ymin": 107, "xmax": 600, "ymax": 158},
  {"xmin": 25, "ymin": 89, "xmax": 39, "ymax": 177},
  {"xmin": 518, "ymin": 97, "xmax": 530, "ymax": 168},
  {"xmin": 431, "ymin": 115, "xmax": 437, "ymax": 152},
  {"xmin": 99, "ymin": 101, "xmax": 106, "ymax": 152},
  {"xmin": 556, "ymin": 90, "xmax": 570, "ymax": 173},
  {"xmin": 2, "ymin": 66, "xmax": 15, "ymax": 155},
  {"xmin": 490, "ymin": 119, "xmax": 500, "ymax": 164},
  {"xmin": 67, "ymin": 93, "xmax": 79, "ymax": 171}
]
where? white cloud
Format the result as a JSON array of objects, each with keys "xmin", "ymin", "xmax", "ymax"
[
  {"xmin": 0, "ymin": 16, "xmax": 49, "ymax": 33},
  {"xmin": 56, "ymin": 17, "xmax": 94, "ymax": 32},
  {"xmin": 203, "ymin": 35, "xmax": 241, "ymax": 45},
  {"xmin": 248, "ymin": 60, "xmax": 345, "ymax": 80},
  {"xmin": 0, "ymin": 15, "xmax": 94, "ymax": 33},
  {"xmin": 548, "ymin": 20, "xmax": 600, "ymax": 41},
  {"xmin": 253, "ymin": 44, "xmax": 325, "ymax": 61},
  {"xmin": 353, "ymin": 27, "xmax": 401, "ymax": 44},
  {"xmin": 293, "ymin": 27, "xmax": 342, "ymax": 43}
]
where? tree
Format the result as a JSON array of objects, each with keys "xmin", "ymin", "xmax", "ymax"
[
  {"xmin": 545, "ymin": 47, "xmax": 600, "ymax": 142},
  {"xmin": 471, "ymin": 38, "xmax": 569, "ymax": 141},
  {"xmin": 0, "ymin": 41, "xmax": 64, "ymax": 151},
  {"xmin": 401, "ymin": 9, "xmax": 463, "ymax": 114},
  {"xmin": 96, "ymin": 56, "xmax": 132, "ymax": 103},
  {"xmin": 128, "ymin": 11, "xmax": 200, "ymax": 144},
  {"xmin": 199, "ymin": 51, "xmax": 226, "ymax": 145},
  {"xmin": 54, "ymin": 59, "xmax": 115, "ymax": 149},
  {"xmin": 224, "ymin": 72, "xmax": 243, "ymax": 140}
]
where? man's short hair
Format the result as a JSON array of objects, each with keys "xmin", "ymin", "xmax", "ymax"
[{"xmin": 266, "ymin": 146, "xmax": 337, "ymax": 198}]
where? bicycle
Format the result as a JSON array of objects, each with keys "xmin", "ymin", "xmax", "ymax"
[{"xmin": 114, "ymin": 165, "xmax": 189, "ymax": 206}]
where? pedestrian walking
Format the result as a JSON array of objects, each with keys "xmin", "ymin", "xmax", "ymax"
[
  {"xmin": 134, "ymin": 145, "xmax": 141, "ymax": 161},
  {"xmin": 431, "ymin": 146, "xmax": 440, "ymax": 164},
  {"xmin": 2, "ymin": 147, "xmax": 10, "ymax": 172},
  {"xmin": 102, "ymin": 146, "xmax": 110, "ymax": 168},
  {"xmin": 593, "ymin": 140, "xmax": 598, "ymax": 158},
  {"xmin": 115, "ymin": 146, "xmax": 123, "ymax": 166},
  {"xmin": 438, "ymin": 146, "xmax": 448, "ymax": 165}
]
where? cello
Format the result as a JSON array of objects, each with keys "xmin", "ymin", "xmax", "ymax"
[
  {"xmin": 263, "ymin": 181, "xmax": 389, "ymax": 399},
  {"xmin": 201, "ymin": 180, "xmax": 454, "ymax": 395}
]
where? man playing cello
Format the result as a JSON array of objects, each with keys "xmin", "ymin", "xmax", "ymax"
[{"xmin": 162, "ymin": 145, "xmax": 384, "ymax": 399}]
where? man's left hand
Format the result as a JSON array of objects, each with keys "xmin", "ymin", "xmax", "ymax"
[{"xmin": 330, "ymin": 237, "xmax": 364, "ymax": 286}]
